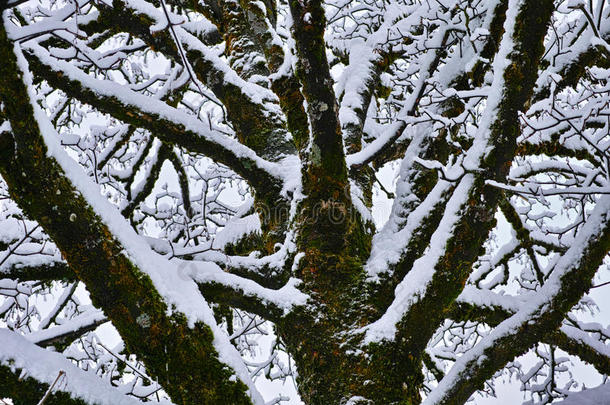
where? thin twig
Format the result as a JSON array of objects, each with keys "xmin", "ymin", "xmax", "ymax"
[
  {"xmin": 591, "ymin": 280, "xmax": 610, "ymax": 289},
  {"xmin": 158, "ymin": 0, "xmax": 204, "ymax": 94},
  {"xmin": 37, "ymin": 370, "xmax": 65, "ymax": 405}
]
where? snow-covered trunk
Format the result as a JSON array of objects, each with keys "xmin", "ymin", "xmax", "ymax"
[
  {"xmin": 266, "ymin": 1, "xmax": 379, "ymax": 403},
  {"xmin": 277, "ymin": 0, "xmax": 554, "ymax": 403}
]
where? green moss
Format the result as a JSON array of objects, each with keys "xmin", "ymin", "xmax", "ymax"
[
  {"xmin": 0, "ymin": 365, "xmax": 88, "ymax": 405},
  {"xmin": 224, "ymin": 232, "xmax": 265, "ymax": 256}
]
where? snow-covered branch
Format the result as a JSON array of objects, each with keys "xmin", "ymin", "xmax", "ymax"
[{"xmin": 424, "ymin": 195, "xmax": 610, "ymax": 405}]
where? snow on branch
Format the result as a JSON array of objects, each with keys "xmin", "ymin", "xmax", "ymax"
[
  {"xmin": 21, "ymin": 44, "xmax": 287, "ymax": 194},
  {"xmin": 423, "ymin": 195, "xmax": 610, "ymax": 405},
  {"xmin": 0, "ymin": 328, "xmax": 152, "ymax": 405}
]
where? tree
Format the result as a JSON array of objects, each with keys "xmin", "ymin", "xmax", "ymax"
[{"xmin": 0, "ymin": 0, "xmax": 609, "ymax": 403}]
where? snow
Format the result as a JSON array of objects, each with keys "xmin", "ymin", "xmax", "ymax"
[
  {"xmin": 366, "ymin": 134, "xmax": 448, "ymax": 279},
  {"xmin": 350, "ymin": 180, "xmax": 373, "ymax": 224},
  {"xmin": 38, "ymin": 283, "xmax": 78, "ymax": 330},
  {"xmin": 337, "ymin": 42, "xmax": 381, "ymax": 127},
  {"xmin": 560, "ymin": 324, "xmax": 610, "ymax": 363},
  {"xmin": 346, "ymin": 120, "xmax": 406, "ymax": 167},
  {"xmin": 557, "ymin": 383, "xmax": 610, "ymax": 405},
  {"xmin": 20, "ymin": 39, "xmax": 302, "ymax": 194},
  {"xmin": 362, "ymin": 0, "xmax": 538, "ymax": 343},
  {"xmin": 487, "ymin": 180, "xmax": 610, "ymax": 197},
  {"xmin": 345, "ymin": 24, "xmax": 448, "ymax": 169},
  {"xmin": 123, "ymin": 0, "xmax": 284, "ymax": 113},
  {"xmin": 213, "ymin": 213, "xmax": 262, "ymax": 249},
  {"xmin": 25, "ymin": 309, "xmax": 106, "ymax": 345},
  {"xmin": 0, "ymin": 328, "xmax": 157, "ymax": 405},
  {"xmin": 341, "ymin": 1, "xmax": 458, "ymax": 168},
  {"xmin": 188, "ymin": 261, "xmax": 308, "ymax": 314},
  {"xmin": 456, "ymin": 286, "xmax": 524, "ymax": 314}
]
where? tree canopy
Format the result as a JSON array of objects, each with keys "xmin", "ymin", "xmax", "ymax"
[{"xmin": 0, "ymin": 0, "xmax": 609, "ymax": 404}]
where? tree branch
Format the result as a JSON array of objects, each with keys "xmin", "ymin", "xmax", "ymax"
[
  {"xmin": 365, "ymin": 0, "xmax": 555, "ymax": 376},
  {"xmin": 449, "ymin": 288, "xmax": 610, "ymax": 377},
  {"xmin": 425, "ymin": 195, "xmax": 610, "ymax": 404},
  {"xmin": 0, "ymin": 261, "xmax": 75, "ymax": 281},
  {"xmin": 0, "ymin": 22, "xmax": 258, "ymax": 403},
  {"xmin": 288, "ymin": 0, "xmax": 348, "ymax": 193},
  {"xmin": 0, "ymin": 329, "xmax": 143, "ymax": 405},
  {"xmin": 27, "ymin": 310, "xmax": 108, "ymax": 350},
  {"xmin": 547, "ymin": 326, "xmax": 610, "ymax": 376},
  {"xmin": 23, "ymin": 44, "xmax": 283, "ymax": 198},
  {"xmin": 86, "ymin": 0, "xmax": 296, "ymax": 161},
  {"xmin": 188, "ymin": 259, "xmax": 308, "ymax": 322}
]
